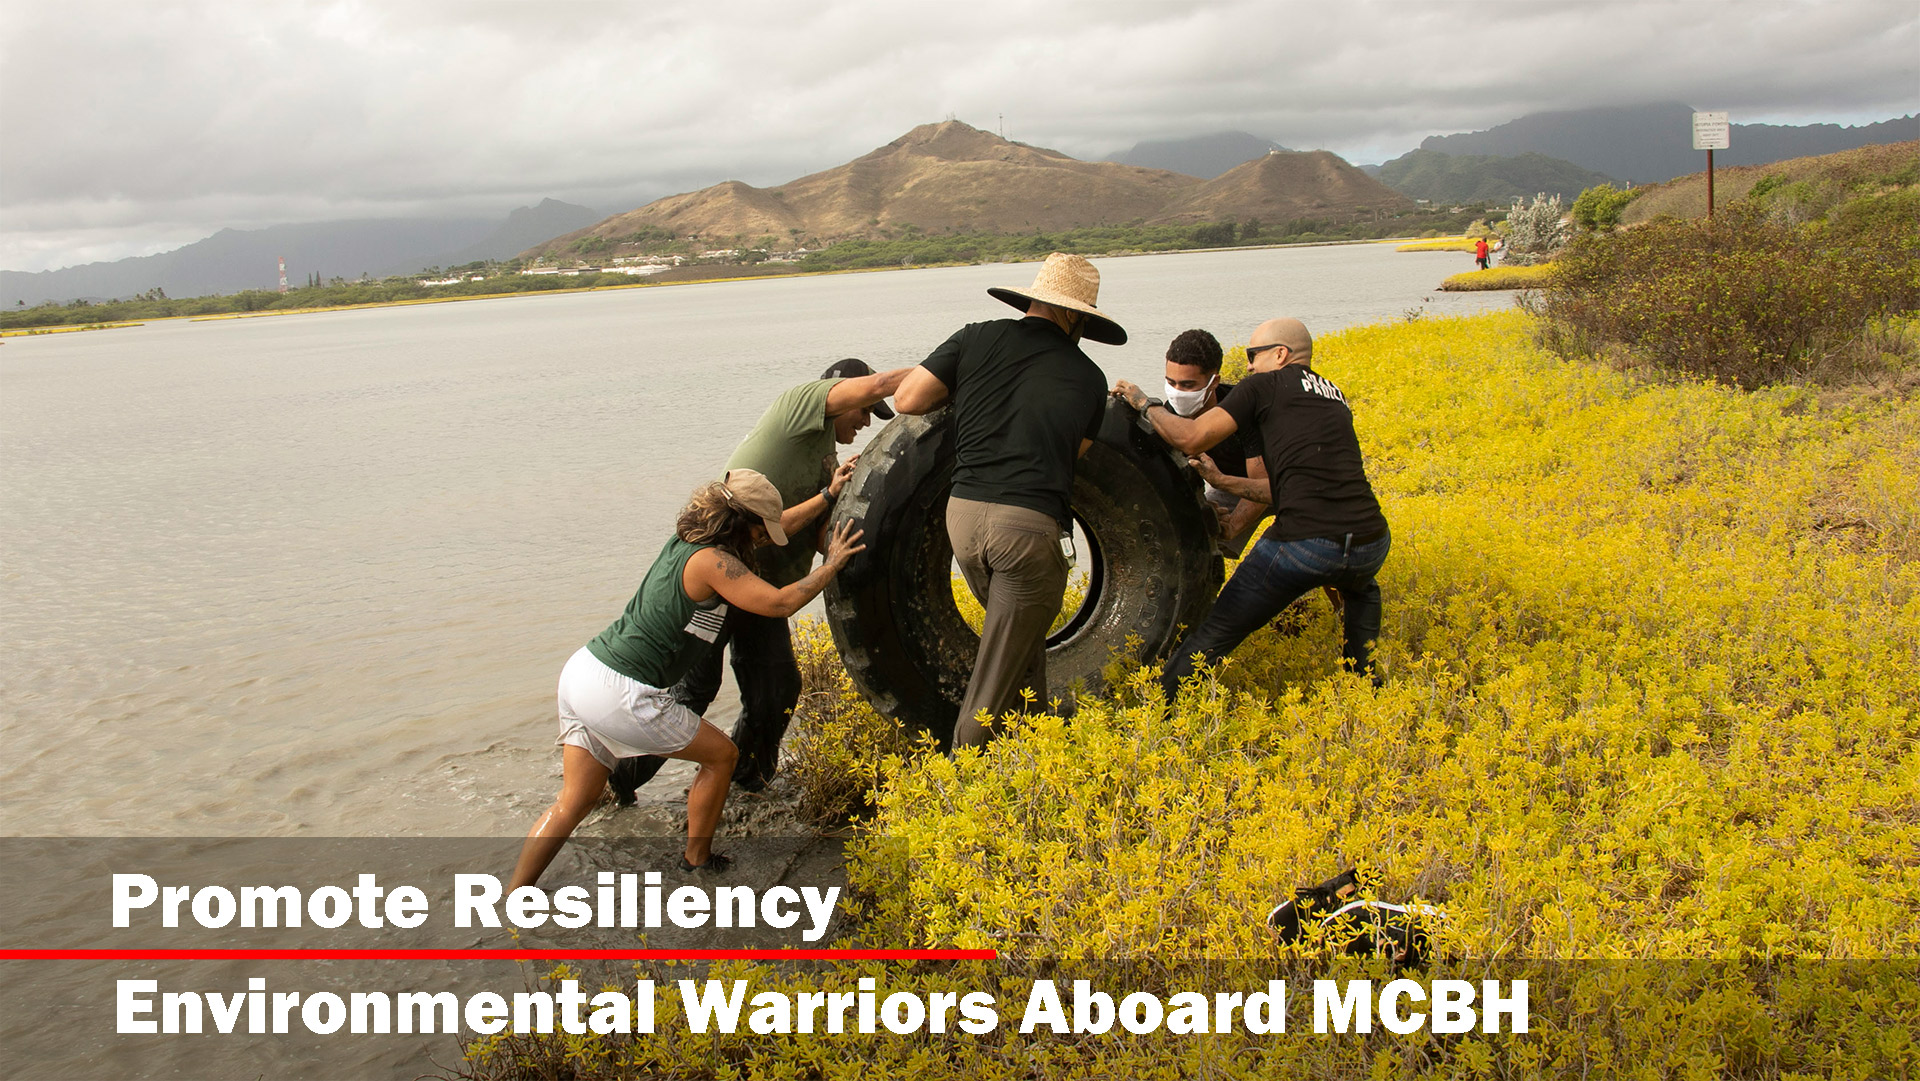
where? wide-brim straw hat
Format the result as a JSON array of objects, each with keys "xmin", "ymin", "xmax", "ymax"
[{"xmin": 987, "ymin": 252, "xmax": 1127, "ymax": 346}]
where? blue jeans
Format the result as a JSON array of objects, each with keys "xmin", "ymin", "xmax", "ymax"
[{"xmin": 1161, "ymin": 527, "xmax": 1391, "ymax": 700}]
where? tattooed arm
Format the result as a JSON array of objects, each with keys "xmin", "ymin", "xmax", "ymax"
[
  {"xmin": 1188, "ymin": 452, "xmax": 1271, "ymax": 504},
  {"xmin": 681, "ymin": 520, "xmax": 867, "ymax": 618}
]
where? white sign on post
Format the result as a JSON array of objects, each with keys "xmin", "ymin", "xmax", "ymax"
[{"xmin": 1692, "ymin": 111, "xmax": 1730, "ymax": 151}]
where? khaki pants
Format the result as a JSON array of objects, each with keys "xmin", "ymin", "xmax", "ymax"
[{"xmin": 947, "ymin": 497, "xmax": 1069, "ymax": 749}]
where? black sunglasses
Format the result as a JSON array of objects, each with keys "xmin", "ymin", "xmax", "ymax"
[{"xmin": 1246, "ymin": 342, "xmax": 1285, "ymax": 359}]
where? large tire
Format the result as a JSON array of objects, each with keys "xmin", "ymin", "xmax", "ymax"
[{"xmin": 825, "ymin": 398, "xmax": 1223, "ymax": 748}]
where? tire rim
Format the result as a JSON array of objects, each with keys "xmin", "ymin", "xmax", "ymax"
[{"xmin": 1045, "ymin": 510, "xmax": 1106, "ymax": 648}]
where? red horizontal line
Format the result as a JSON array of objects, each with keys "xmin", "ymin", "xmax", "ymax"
[{"xmin": 1, "ymin": 949, "xmax": 995, "ymax": 962}]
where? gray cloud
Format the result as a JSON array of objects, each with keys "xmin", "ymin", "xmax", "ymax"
[{"xmin": 2, "ymin": 0, "xmax": 1914, "ymax": 270}]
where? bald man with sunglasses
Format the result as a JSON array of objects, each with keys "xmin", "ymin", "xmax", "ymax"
[{"xmin": 1115, "ymin": 317, "xmax": 1391, "ymax": 700}]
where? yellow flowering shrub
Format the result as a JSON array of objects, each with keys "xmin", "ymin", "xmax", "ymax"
[
  {"xmin": 1396, "ymin": 236, "xmax": 1480, "ymax": 252},
  {"xmin": 952, "ymin": 573, "xmax": 1090, "ymax": 636},
  {"xmin": 861, "ymin": 311, "xmax": 1917, "ymax": 961},
  {"xmin": 1439, "ymin": 264, "xmax": 1556, "ymax": 291},
  {"xmin": 462, "ymin": 311, "xmax": 1918, "ymax": 1079},
  {"xmin": 1220, "ymin": 345, "xmax": 1249, "ymax": 382},
  {"xmin": 786, "ymin": 617, "xmax": 919, "ymax": 823}
]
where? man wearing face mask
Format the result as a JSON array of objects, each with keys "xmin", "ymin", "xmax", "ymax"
[
  {"xmin": 1151, "ymin": 328, "xmax": 1267, "ymax": 556},
  {"xmin": 610, "ymin": 358, "xmax": 911, "ymax": 802},
  {"xmin": 895, "ymin": 252, "xmax": 1123, "ymax": 749},
  {"xmin": 1115, "ymin": 317, "xmax": 1391, "ymax": 698}
]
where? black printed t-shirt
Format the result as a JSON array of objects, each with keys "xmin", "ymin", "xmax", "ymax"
[
  {"xmin": 921, "ymin": 317, "xmax": 1107, "ymax": 527},
  {"xmin": 1219, "ymin": 365, "xmax": 1388, "ymax": 542}
]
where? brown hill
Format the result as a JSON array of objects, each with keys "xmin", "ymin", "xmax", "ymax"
[
  {"xmin": 531, "ymin": 121, "xmax": 1198, "ymax": 258},
  {"xmin": 1151, "ymin": 150, "xmax": 1415, "ymax": 224},
  {"xmin": 611, "ymin": 180, "xmax": 804, "ymax": 240},
  {"xmin": 780, "ymin": 122, "xmax": 1199, "ymax": 235},
  {"xmin": 526, "ymin": 122, "xmax": 1406, "ymax": 261}
]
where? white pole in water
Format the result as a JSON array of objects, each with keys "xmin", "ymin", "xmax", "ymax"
[{"xmin": 278, "ymin": 256, "xmax": 288, "ymax": 293}]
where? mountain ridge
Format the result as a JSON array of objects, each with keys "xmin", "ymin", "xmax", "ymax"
[
  {"xmin": 17, "ymin": 108, "xmax": 1911, "ymax": 305},
  {"xmin": 535, "ymin": 121, "xmax": 1205, "ymax": 254},
  {"xmin": 1421, "ymin": 103, "xmax": 1919, "ymax": 184},
  {"xmin": 1153, "ymin": 150, "xmax": 1413, "ymax": 224},
  {"xmin": 1106, "ymin": 130, "xmax": 1291, "ymax": 178},
  {"xmin": 1371, "ymin": 149, "xmax": 1621, "ymax": 205},
  {"xmin": 526, "ymin": 121, "xmax": 1405, "ymax": 261},
  {"xmin": 2, "ymin": 199, "xmax": 601, "ymax": 307}
]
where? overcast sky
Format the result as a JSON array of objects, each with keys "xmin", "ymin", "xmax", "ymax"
[{"xmin": 2, "ymin": 0, "xmax": 1914, "ymax": 272}]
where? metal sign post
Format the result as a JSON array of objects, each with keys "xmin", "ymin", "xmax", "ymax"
[{"xmin": 1692, "ymin": 111, "xmax": 1730, "ymax": 218}]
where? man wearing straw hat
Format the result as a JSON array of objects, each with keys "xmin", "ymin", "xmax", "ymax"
[{"xmin": 895, "ymin": 252, "xmax": 1125, "ymax": 749}]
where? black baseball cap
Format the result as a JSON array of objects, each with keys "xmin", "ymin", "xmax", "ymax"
[{"xmin": 820, "ymin": 358, "xmax": 895, "ymax": 419}]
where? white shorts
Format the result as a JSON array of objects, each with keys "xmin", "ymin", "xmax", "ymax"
[{"xmin": 555, "ymin": 646, "xmax": 703, "ymax": 768}]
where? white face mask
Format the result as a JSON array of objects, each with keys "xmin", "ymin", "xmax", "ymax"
[{"xmin": 1163, "ymin": 375, "xmax": 1216, "ymax": 417}]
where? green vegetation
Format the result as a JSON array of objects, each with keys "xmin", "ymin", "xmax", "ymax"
[
  {"xmin": 1621, "ymin": 140, "xmax": 1920, "ymax": 226},
  {"xmin": 794, "ymin": 212, "xmax": 1489, "ymax": 272},
  {"xmin": 1569, "ymin": 182, "xmax": 1639, "ymax": 232},
  {"xmin": 0, "ymin": 264, "xmax": 645, "ymax": 330},
  {"xmin": 1534, "ymin": 187, "xmax": 1920, "ymax": 388},
  {"xmin": 453, "ymin": 311, "xmax": 1919, "ymax": 1079},
  {"xmin": 1742, "ymin": 156, "xmax": 1920, "ymax": 227},
  {"xmin": 569, "ymin": 227, "xmax": 684, "ymax": 256},
  {"xmin": 784, "ymin": 619, "xmax": 915, "ymax": 825}
]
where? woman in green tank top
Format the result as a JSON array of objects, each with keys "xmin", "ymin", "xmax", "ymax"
[{"xmin": 511, "ymin": 470, "xmax": 865, "ymax": 888}]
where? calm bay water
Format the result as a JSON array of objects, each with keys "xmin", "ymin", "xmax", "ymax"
[{"xmin": 0, "ymin": 244, "xmax": 1509, "ymax": 839}]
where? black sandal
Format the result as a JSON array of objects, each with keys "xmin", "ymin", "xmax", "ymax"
[{"xmin": 678, "ymin": 852, "xmax": 732, "ymax": 873}]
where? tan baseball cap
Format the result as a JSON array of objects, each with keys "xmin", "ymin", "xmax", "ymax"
[{"xmin": 722, "ymin": 468, "xmax": 788, "ymax": 546}]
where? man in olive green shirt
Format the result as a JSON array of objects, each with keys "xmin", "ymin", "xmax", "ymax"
[{"xmin": 611, "ymin": 359, "xmax": 910, "ymax": 800}]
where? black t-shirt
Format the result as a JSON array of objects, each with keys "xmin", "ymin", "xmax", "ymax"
[
  {"xmin": 1206, "ymin": 381, "xmax": 1251, "ymax": 479},
  {"xmin": 1219, "ymin": 365, "xmax": 1388, "ymax": 542},
  {"xmin": 922, "ymin": 317, "xmax": 1107, "ymax": 527}
]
